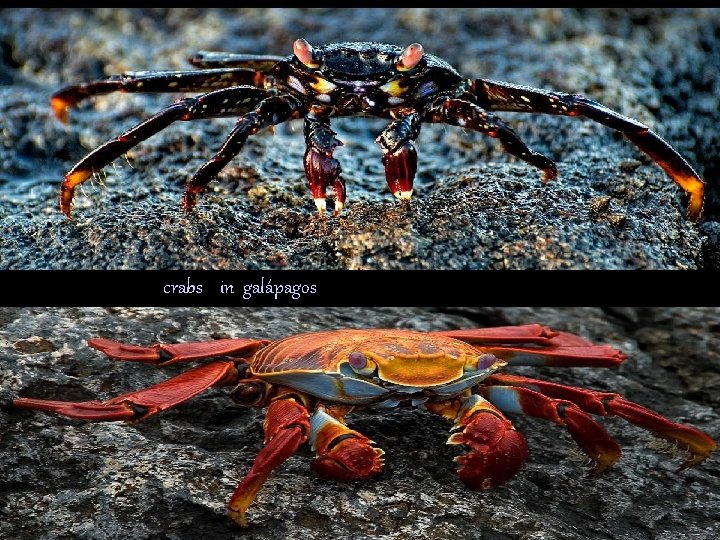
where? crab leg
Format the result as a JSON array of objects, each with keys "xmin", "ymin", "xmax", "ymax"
[
  {"xmin": 52, "ymin": 68, "xmax": 268, "ymax": 124},
  {"xmin": 485, "ymin": 374, "xmax": 717, "ymax": 468},
  {"xmin": 470, "ymin": 79, "xmax": 705, "ymax": 220},
  {"xmin": 423, "ymin": 97, "xmax": 558, "ymax": 181},
  {"xmin": 308, "ymin": 406, "xmax": 385, "ymax": 481},
  {"xmin": 228, "ymin": 395, "xmax": 311, "ymax": 528},
  {"xmin": 88, "ymin": 337, "xmax": 269, "ymax": 366},
  {"xmin": 425, "ymin": 395, "xmax": 528, "ymax": 490},
  {"xmin": 432, "ymin": 323, "xmax": 560, "ymax": 343},
  {"xmin": 59, "ymin": 86, "xmax": 271, "ymax": 218},
  {"xmin": 480, "ymin": 384, "xmax": 622, "ymax": 475},
  {"xmin": 376, "ymin": 112, "xmax": 421, "ymax": 201},
  {"xmin": 187, "ymin": 52, "xmax": 284, "ymax": 70},
  {"xmin": 13, "ymin": 360, "xmax": 239, "ymax": 421},
  {"xmin": 182, "ymin": 94, "xmax": 305, "ymax": 211},
  {"xmin": 435, "ymin": 326, "xmax": 626, "ymax": 367},
  {"xmin": 304, "ymin": 114, "xmax": 346, "ymax": 214}
]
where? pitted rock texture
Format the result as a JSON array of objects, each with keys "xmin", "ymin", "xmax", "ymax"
[
  {"xmin": 1, "ymin": 8, "xmax": 718, "ymax": 269},
  {"xmin": 2, "ymin": 307, "xmax": 719, "ymax": 539}
]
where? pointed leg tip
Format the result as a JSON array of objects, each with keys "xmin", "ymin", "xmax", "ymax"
[
  {"xmin": 314, "ymin": 198, "xmax": 327, "ymax": 214},
  {"xmin": 182, "ymin": 191, "xmax": 198, "ymax": 212},
  {"xmin": 334, "ymin": 200, "xmax": 344, "ymax": 215},
  {"xmin": 60, "ymin": 169, "xmax": 94, "ymax": 219},
  {"xmin": 50, "ymin": 96, "xmax": 70, "ymax": 124},
  {"xmin": 394, "ymin": 190, "xmax": 413, "ymax": 201},
  {"xmin": 59, "ymin": 186, "xmax": 76, "ymax": 220},
  {"xmin": 542, "ymin": 167, "xmax": 558, "ymax": 183},
  {"xmin": 687, "ymin": 198, "xmax": 704, "ymax": 222},
  {"xmin": 227, "ymin": 509, "xmax": 249, "ymax": 529}
]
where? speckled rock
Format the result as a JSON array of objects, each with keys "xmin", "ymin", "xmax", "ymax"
[
  {"xmin": 1, "ymin": 8, "xmax": 718, "ymax": 269},
  {"xmin": 2, "ymin": 307, "xmax": 719, "ymax": 539}
]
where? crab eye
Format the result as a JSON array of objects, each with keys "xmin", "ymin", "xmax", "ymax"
[
  {"xmin": 348, "ymin": 352, "xmax": 376, "ymax": 375},
  {"xmin": 293, "ymin": 38, "xmax": 321, "ymax": 68},
  {"xmin": 476, "ymin": 354, "xmax": 498, "ymax": 370},
  {"xmin": 349, "ymin": 351, "xmax": 367, "ymax": 369},
  {"xmin": 396, "ymin": 43, "xmax": 424, "ymax": 71}
]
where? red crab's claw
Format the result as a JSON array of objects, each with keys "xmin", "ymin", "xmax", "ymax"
[
  {"xmin": 308, "ymin": 408, "xmax": 385, "ymax": 481},
  {"xmin": 448, "ymin": 395, "xmax": 528, "ymax": 490}
]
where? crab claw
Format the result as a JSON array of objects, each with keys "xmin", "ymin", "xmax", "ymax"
[
  {"xmin": 309, "ymin": 409, "xmax": 384, "ymax": 481},
  {"xmin": 448, "ymin": 397, "xmax": 528, "ymax": 489},
  {"xmin": 382, "ymin": 141, "xmax": 417, "ymax": 202}
]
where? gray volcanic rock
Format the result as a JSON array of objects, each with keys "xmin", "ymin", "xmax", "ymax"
[
  {"xmin": 1, "ymin": 8, "xmax": 718, "ymax": 269},
  {"xmin": 2, "ymin": 307, "xmax": 719, "ymax": 539}
]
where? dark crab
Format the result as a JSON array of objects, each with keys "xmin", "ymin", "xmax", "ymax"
[
  {"xmin": 14, "ymin": 325, "xmax": 717, "ymax": 528},
  {"xmin": 53, "ymin": 39, "xmax": 705, "ymax": 219}
]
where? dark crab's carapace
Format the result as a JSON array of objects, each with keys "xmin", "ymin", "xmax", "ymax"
[
  {"xmin": 14, "ymin": 324, "xmax": 717, "ymax": 528},
  {"xmin": 52, "ymin": 39, "xmax": 705, "ymax": 219}
]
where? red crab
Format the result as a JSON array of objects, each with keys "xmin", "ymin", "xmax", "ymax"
[{"xmin": 14, "ymin": 324, "xmax": 717, "ymax": 527}]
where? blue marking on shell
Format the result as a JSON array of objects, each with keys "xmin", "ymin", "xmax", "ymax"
[
  {"xmin": 371, "ymin": 399, "xmax": 402, "ymax": 409},
  {"xmin": 429, "ymin": 370, "xmax": 495, "ymax": 397},
  {"xmin": 262, "ymin": 372, "xmax": 389, "ymax": 404},
  {"xmin": 476, "ymin": 354, "xmax": 497, "ymax": 370},
  {"xmin": 484, "ymin": 386, "xmax": 523, "ymax": 414},
  {"xmin": 503, "ymin": 353, "xmax": 547, "ymax": 366},
  {"xmin": 416, "ymin": 81, "xmax": 438, "ymax": 99}
]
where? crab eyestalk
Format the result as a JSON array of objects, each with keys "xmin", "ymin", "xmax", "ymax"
[
  {"xmin": 396, "ymin": 43, "xmax": 424, "ymax": 71},
  {"xmin": 293, "ymin": 38, "xmax": 321, "ymax": 68}
]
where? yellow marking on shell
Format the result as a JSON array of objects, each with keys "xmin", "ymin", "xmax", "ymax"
[
  {"xmin": 310, "ymin": 77, "xmax": 337, "ymax": 94},
  {"xmin": 520, "ymin": 95, "xmax": 531, "ymax": 103},
  {"xmin": 364, "ymin": 350, "xmax": 469, "ymax": 387},
  {"xmin": 380, "ymin": 80, "xmax": 407, "ymax": 97}
]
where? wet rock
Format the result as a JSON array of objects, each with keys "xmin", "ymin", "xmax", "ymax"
[
  {"xmin": 0, "ymin": 8, "xmax": 718, "ymax": 269},
  {"xmin": 2, "ymin": 307, "xmax": 719, "ymax": 539}
]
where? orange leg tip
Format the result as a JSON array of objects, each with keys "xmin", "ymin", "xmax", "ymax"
[
  {"xmin": 50, "ymin": 96, "xmax": 70, "ymax": 123},
  {"xmin": 64, "ymin": 169, "xmax": 93, "ymax": 189},
  {"xmin": 60, "ymin": 169, "xmax": 93, "ymax": 218},
  {"xmin": 59, "ymin": 188, "xmax": 75, "ymax": 219},
  {"xmin": 227, "ymin": 508, "xmax": 249, "ymax": 528},
  {"xmin": 687, "ymin": 192, "xmax": 704, "ymax": 222},
  {"xmin": 542, "ymin": 167, "xmax": 558, "ymax": 183}
]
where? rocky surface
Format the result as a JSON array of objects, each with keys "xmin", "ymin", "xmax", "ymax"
[
  {"xmin": 1, "ymin": 8, "xmax": 718, "ymax": 269},
  {"xmin": 1, "ymin": 307, "xmax": 719, "ymax": 539}
]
